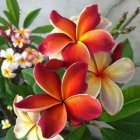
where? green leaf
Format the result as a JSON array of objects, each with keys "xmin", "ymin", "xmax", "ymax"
[
  {"xmin": 0, "ymin": 16, "xmax": 9, "ymax": 27},
  {"xmin": 110, "ymin": 112, "xmax": 140, "ymax": 138},
  {"xmin": 122, "ymin": 39, "xmax": 133, "ymax": 60},
  {"xmin": 32, "ymin": 25, "xmax": 53, "ymax": 34},
  {"xmin": 6, "ymin": 127, "xmax": 27, "ymax": 140},
  {"xmin": 0, "ymin": 36, "xmax": 8, "ymax": 46},
  {"xmin": 6, "ymin": 0, "xmax": 20, "ymax": 26},
  {"xmin": 22, "ymin": 68, "xmax": 44, "ymax": 94},
  {"xmin": 3, "ymin": 11, "xmax": 18, "ymax": 27},
  {"xmin": 23, "ymin": 8, "xmax": 41, "ymax": 28},
  {"xmin": 65, "ymin": 125, "xmax": 92, "ymax": 140},
  {"xmin": 99, "ymin": 85, "xmax": 140, "ymax": 122},
  {"xmin": 30, "ymin": 35, "xmax": 44, "ymax": 44},
  {"xmin": 101, "ymin": 128, "xmax": 137, "ymax": 140}
]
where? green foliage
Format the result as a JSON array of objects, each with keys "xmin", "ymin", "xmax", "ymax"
[
  {"xmin": 23, "ymin": 8, "xmax": 41, "ymax": 28},
  {"xmin": 6, "ymin": 127, "xmax": 27, "ymax": 140},
  {"xmin": 65, "ymin": 125, "xmax": 92, "ymax": 140},
  {"xmin": 30, "ymin": 35, "xmax": 44, "ymax": 44},
  {"xmin": 101, "ymin": 128, "xmax": 137, "ymax": 140},
  {"xmin": 0, "ymin": 16, "xmax": 9, "ymax": 27},
  {"xmin": 22, "ymin": 68, "xmax": 44, "ymax": 94},
  {"xmin": 6, "ymin": 0, "xmax": 20, "ymax": 26},
  {"xmin": 122, "ymin": 39, "xmax": 133, "ymax": 60},
  {"xmin": 32, "ymin": 25, "xmax": 54, "ymax": 34},
  {"xmin": 99, "ymin": 85, "xmax": 140, "ymax": 122}
]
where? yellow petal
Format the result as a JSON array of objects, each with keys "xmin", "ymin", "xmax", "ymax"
[
  {"xmin": 14, "ymin": 117, "xmax": 34, "ymax": 139},
  {"xmin": 100, "ymin": 77, "xmax": 123, "ymax": 115},
  {"xmin": 86, "ymin": 72, "xmax": 101, "ymax": 97},
  {"xmin": 103, "ymin": 58, "xmax": 135, "ymax": 83}
]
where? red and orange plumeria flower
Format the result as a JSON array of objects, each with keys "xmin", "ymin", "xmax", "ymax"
[
  {"xmin": 38, "ymin": 5, "xmax": 115, "ymax": 65},
  {"xmin": 15, "ymin": 62, "xmax": 102, "ymax": 138}
]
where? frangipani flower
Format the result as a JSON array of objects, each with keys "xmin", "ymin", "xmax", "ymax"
[
  {"xmin": 15, "ymin": 28, "xmax": 31, "ymax": 38},
  {"xmin": 1, "ymin": 119, "xmax": 11, "ymax": 129},
  {"xmin": 15, "ymin": 62, "xmax": 102, "ymax": 138},
  {"xmin": 86, "ymin": 52, "xmax": 135, "ymax": 115},
  {"xmin": 25, "ymin": 48, "xmax": 38, "ymax": 61},
  {"xmin": 39, "ymin": 5, "xmax": 115, "ymax": 65},
  {"xmin": 14, "ymin": 95, "xmax": 63, "ymax": 140},
  {"xmin": 0, "ymin": 48, "xmax": 20, "ymax": 70},
  {"xmin": 1, "ymin": 63, "xmax": 16, "ymax": 78}
]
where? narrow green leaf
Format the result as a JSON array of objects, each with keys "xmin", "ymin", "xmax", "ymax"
[
  {"xmin": 99, "ymin": 85, "xmax": 140, "ymax": 122},
  {"xmin": 6, "ymin": 0, "xmax": 20, "ymax": 26},
  {"xmin": 32, "ymin": 25, "xmax": 53, "ymax": 34},
  {"xmin": 65, "ymin": 125, "xmax": 92, "ymax": 140},
  {"xmin": 0, "ymin": 36, "xmax": 8, "ymax": 46},
  {"xmin": 30, "ymin": 35, "xmax": 44, "ymax": 44},
  {"xmin": 6, "ymin": 127, "xmax": 27, "ymax": 140},
  {"xmin": 122, "ymin": 39, "xmax": 133, "ymax": 60},
  {"xmin": 23, "ymin": 8, "xmax": 41, "ymax": 28},
  {"xmin": 3, "ymin": 11, "xmax": 18, "ymax": 27},
  {"xmin": 110, "ymin": 112, "xmax": 140, "ymax": 138},
  {"xmin": 101, "ymin": 128, "xmax": 137, "ymax": 140},
  {"xmin": 0, "ymin": 16, "xmax": 9, "ymax": 27}
]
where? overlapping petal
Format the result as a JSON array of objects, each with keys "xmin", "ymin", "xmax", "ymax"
[
  {"xmin": 86, "ymin": 72, "xmax": 101, "ymax": 97},
  {"xmin": 66, "ymin": 95, "xmax": 102, "ymax": 122},
  {"xmin": 103, "ymin": 58, "xmax": 135, "ymax": 83},
  {"xmin": 62, "ymin": 62, "xmax": 87, "ymax": 99},
  {"xmin": 15, "ymin": 94, "xmax": 60, "ymax": 112},
  {"xmin": 62, "ymin": 42, "xmax": 90, "ymax": 65},
  {"xmin": 77, "ymin": 5, "xmax": 101, "ymax": 38},
  {"xmin": 100, "ymin": 77, "xmax": 123, "ymax": 115},
  {"xmin": 39, "ymin": 104, "xmax": 67, "ymax": 138},
  {"xmin": 34, "ymin": 63, "xmax": 62, "ymax": 100},
  {"xmin": 38, "ymin": 33, "xmax": 72, "ymax": 57},
  {"xmin": 50, "ymin": 10, "xmax": 76, "ymax": 40},
  {"xmin": 27, "ymin": 127, "xmax": 38, "ymax": 140},
  {"xmin": 80, "ymin": 30, "xmax": 115, "ymax": 53}
]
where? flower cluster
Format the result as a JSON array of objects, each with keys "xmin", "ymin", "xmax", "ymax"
[
  {"xmin": 0, "ymin": 27, "xmax": 43, "ymax": 78},
  {"xmin": 14, "ymin": 4, "xmax": 135, "ymax": 140}
]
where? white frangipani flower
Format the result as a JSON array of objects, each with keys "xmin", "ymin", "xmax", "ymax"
[
  {"xmin": 1, "ymin": 119, "xmax": 11, "ymax": 129},
  {"xmin": 0, "ymin": 48, "xmax": 20, "ymax": 70},
  {"xmin": 13, "ymin": 95, "xmax": 64, "ymax": 140}
]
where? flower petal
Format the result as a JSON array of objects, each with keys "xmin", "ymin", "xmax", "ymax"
[
  {"xmin": 38, "ymin": 33, "xmax": 72, "ymax": 57},
  {"xmin": 14, "ymin": 117, "xmax": 34, "ymax": 139},
  {"xmin": 103, "ymin": 58, "xmax": 135, "ymax": 83},
  {"xmin": 77, "ymin": 5, "xmax": 101, "ymax": 38},
  {"xmin": 66, "ymin": 95, "xmax": 102, "ymax": 122},
  {"xmin": 45, "ymin": 59, "xmax": 65, "ymax": 70},
  {"xmin": 27, "ymin": 127, "xmax": 38, "ymax": 140},
  {"xmin": 50, "ymin": 10, "xmax": 76, "ymax": 40},
  {"xmin": 96, "ymin": 16, "xmax": 112, "ymax": 29},
  {"xmin": 39, "ymin": 104, "xmax": 67, "ymax": 138},
  {"xmin": 62, "ymin": 62, "xmax": 88, "ymax": 99},
  {"xmin": 34, "ymin": 63, "xmax": 62, "ymax": 100},
  {"xmin": 86, "ymin": 72, "xmax": 101, "ymax": 97},
  {"xmin": 80, "ymin": 30, "xmax": 115, "ymax": 53},
  {"xmin": 62, "ymin": 42, "xmax": 90, "ymax": 65},
  {"xmin": 15, "ymin": 94, "xmax": 60, "ymax": 112},
  {"xmin": 100, "ymin": 77, "xmax": 124, "ymax": 115}
]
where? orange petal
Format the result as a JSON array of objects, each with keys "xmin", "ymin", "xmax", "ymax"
[
  {"xmin": 62, "ymin": 62, "xmax": 88, "ymax": 99},
  {"xmin": 39, "ymin": 104, "xmax": 67, "ymax": 138},
  {"xmin": 103, "ymin": 58, "xmax": 135, "ymax": 83},
  {"xmin": 15, "ymin": 94, "xmax": 60, "ymax": 112},
  {"xmin": 62, "ymin": 42, "xmax": 90, "ymax": 65},
  {"xmin": 80, "ymin": 30, "xmax": 115, "ymax": 53},
  {"xmin": 86, "ymin": 72, "xmax": 101, "ymax": 97},
  {"xmin": 100, "ymin": 77, "xmax": 123, "ymax": 115},
  {"xmin": 34, "ymin": 63, "xmax": 62, "ymax": 100},
  {"xmin": 77, "ymin": 5, "xmax": 101, "ymax": 38},
  {"xmin": 50, "ymin": 10, "xmax": 76, "ymax": 40},
  {"xmin": 38, "ymin": 33, "xmax": 72, "ymax": 57},
  {"xmin": 66, "ymin": 95, "xmax": 102, "ymax": 122}
]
